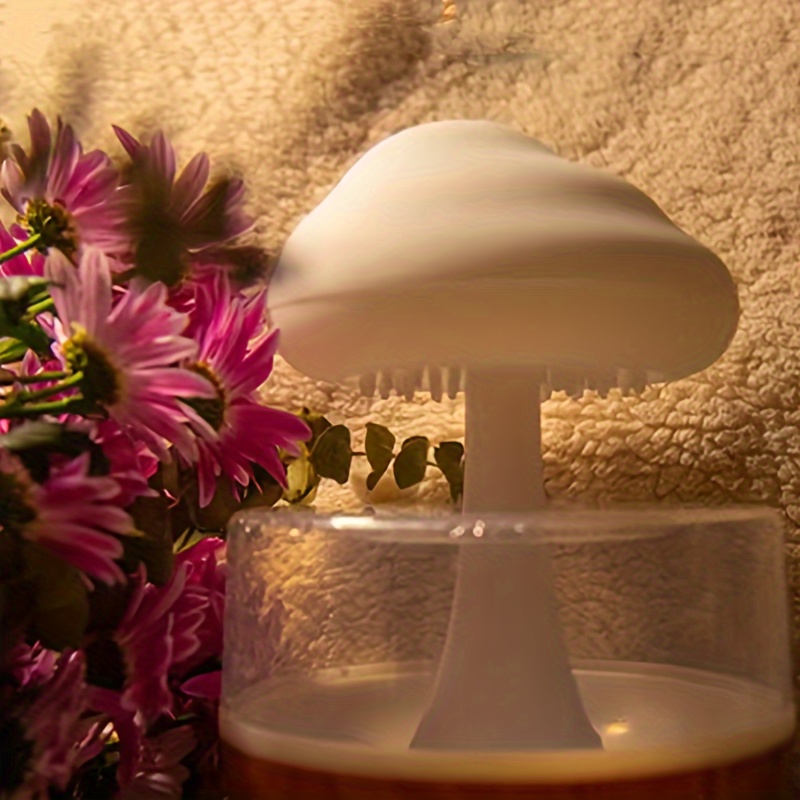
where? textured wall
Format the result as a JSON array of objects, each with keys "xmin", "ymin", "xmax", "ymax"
[{"xmin": 3, "ymin": 0, "xmax": 799, "ymax": 695}]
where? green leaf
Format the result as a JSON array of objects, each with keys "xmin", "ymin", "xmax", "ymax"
[
  {"xmin": 434, "ymin": 441, "xmax": 465, "ymax": 470},
  {"xmin": 283, "ymin": 450, "xmax": 318, "ymax": 503},
  {"xmin": 0, "ymin": 278, "xmax": 52, "ymax": 352},
  {"xmin": 243, "ymin": 464, "xmax": 286, "ymax": 509},
  {"xmin": 0, "ymin": 316, "xmax": 50, "ymax": 355},
  {"xmin": 393, "ymin": 436, "xmax": 430, "ymax": 490},
  {"xmin": 402, "ymin": 435, "xmax": 430, "ymax": 448},
  {"xmin": 365, "ymin": 423, "xmax": 395, "ymax": 491},
  {"xmin": 434, "ymin": 441, "xmax": 465, "ymax": 502},
  {"xmin": 120, "ymin": 530, "xmax": 172, "ymax": 586},
  {"xmin": 297, "ymin": 483, "xmax": 319, "ymax": 505},
  {"xmin": 0, "ymin": 338, "xmax": 27, "ymax": 364},
  {"xmin": 190, "ymin": 477, "xmax": 243, "ymax": 533},
  {"xmin": 123, "ymin": 495, "xmax": 173, "ymax": 585},
  {"xmin": 25, "ymin": 544, "xmax": 89, "ymax": 650},
  {"xmin": 310, "ymin": 424, "xmax": 353, "ymax": 484},
  {"xmin": 298, "ymin": 408, "xmax": 332, "ymax": 450},
  {"xmin": 173, "ymin": 528, "xmax": 205, "ymax": 554}
]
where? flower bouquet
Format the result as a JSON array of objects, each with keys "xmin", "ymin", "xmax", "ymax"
[
  {"xmin": 0, "ymin": 111, "xmax": 465, "ymax": 799},
  {"xmin": 0, "ymin": 108, "xmax": 317, "ymax": 799}
]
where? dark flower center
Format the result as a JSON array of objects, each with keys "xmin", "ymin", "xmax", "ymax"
[
  {"xmin": 63, "ymin": 327, "xmax": 121, "ymax": 406},
  {"xmin": 22, "ymin": 199, "xmax": 78, "ymax": 256},
  {"xmin": 84, "ymin": 636, "xmax": 127, "ymax": 691},
  {"xmin": 0, "ymin": 471, "xmax": 36, "ymax": 534},
  {"xmin": 185, "ymin": 363, "xmax": 226, "ymax": 431}
]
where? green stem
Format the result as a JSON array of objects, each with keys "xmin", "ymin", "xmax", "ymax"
[
  {"xmin": 10, "ymin": 371, "xmax": 83, "ymax": 403},
  {"xmin": 0, "ymin": 370, "xmax": 70, "ymax": 386},
  {"xmin": 0, "ymin": 233, "xmax": 42, "ymax": 265},
  {"xmin": 0, "ymin": 394, "xmax": 85, "ymax": 419},
  {"xmin": 25, "ymin": 297, "xmax": 55, "ymax": 318},
  {"xmin": 0, "ymin": 340, "xmax": 28, "ymax": 365}
]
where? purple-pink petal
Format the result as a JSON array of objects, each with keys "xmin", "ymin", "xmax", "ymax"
[
  {"xmin": 113, "ymin": 125, "xmax": 142, "ymax": 160},
  {"xmin": 76, "ymin": 248, "xmax": 113, "ymax": 336},
  {"xmin": 135, "ymin": 367, "xmax": 216, "ymax": 399},
  {"xmin": 181, "ymin": 177, "xmax": 253, "ymax": 248},
  {"xmin": 22, "ymin": 109, "xmax": 52, "ymax": 198},
  {"xmin": 230, "ymin": 329, "xmax": 280, "ymax": 396},
  {"xmin": 171, "ymin": 151, "xmax": 210, "ymax": 218},
  {"xmin": 181, "ymin": 671, "xmax": 222, "ymax": 700},
  {"xmin": 47, "ymin": 119, "xmax": 81, "ymax": 201},
  {"xmin": 46, "ymin": 250, "xmax": 82, "ymax": 331},
  {"xmin": 150, "ymin": 130, "xmax": 177, "ymax": 188},
  {"xmin": 70, "ymin": 165, "xmax": 118, "ymax": 208},
  {"xmin": 21, "ymin": 452, "xmax": 133, "ymax": 585},
  {"xmin": 38, "ymin": 534, "xmax": 124, "ymax": 584},
  {"xmin": 28, "ymin": 109, "xmax": 53, "ymax": 166},
  {"xmin": 0, "ymin": 158, "xmax": 25, "ymax": 212}
]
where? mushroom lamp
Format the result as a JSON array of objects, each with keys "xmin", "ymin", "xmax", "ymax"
[{"xmin": 268, "ymin": 121, "xmax": 740, "ymax": 752}]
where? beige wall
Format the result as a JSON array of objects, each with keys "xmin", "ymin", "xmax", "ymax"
[{"xmin": 3, "ymin": 0, "xmax": 799, "ymax": 686}]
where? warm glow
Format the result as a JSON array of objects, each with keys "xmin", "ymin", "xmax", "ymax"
[{"xmin": 604, "ymin": 720, "xmax": 629, "ymax": 737}]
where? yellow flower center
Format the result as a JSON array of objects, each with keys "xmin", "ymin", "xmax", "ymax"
[
  {"xmin": 22, "ymin": 199, "xmax": 78, "ymax": 256},
  {"xmin": 185, "ymin": 362, "xmax": 226, "ymax": 431},
  {"xmin": 63, "ymin": 325, "xmax": 121, "ymax": 406}
]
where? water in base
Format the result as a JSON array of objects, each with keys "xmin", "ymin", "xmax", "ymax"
[{"xmin": 221, "ymin": 660, "xmax": 795, "ymax": 799}]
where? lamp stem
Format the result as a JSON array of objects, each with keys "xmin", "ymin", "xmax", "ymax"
[{"xmin": 410, "ymin": 366, "xmax": 601, "ymax": 750}]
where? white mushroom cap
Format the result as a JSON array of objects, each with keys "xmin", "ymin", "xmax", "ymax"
[{"xmin": 270, "ymin": 121, "xmax": 738, "ymax": 396}]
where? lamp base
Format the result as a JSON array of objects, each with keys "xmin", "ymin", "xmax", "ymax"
[
  {"xmin": 220, "ymin": 661, "xmax": 794, "ymax": 799},
  {"xmin": 222, "ymin": 741, "xmax": 791, "ymax": 800}
]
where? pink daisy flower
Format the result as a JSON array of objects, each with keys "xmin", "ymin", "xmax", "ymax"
[
  {"xmin": 112, "ymin": 127, "xmax": 253, "ymax": 287},
  {"xmin": 92, "ymin": 419, "xmax": 158, "ymax": 507},
  {"xmin": 86, "ymin": 688, "xmax": 195, "ymax": 796},
  {"xmin": 86, "ymin": 692, "xmax": 195, "ymax": 796},
  {"xmin": 85, "ymin": 687, "xmax": 143, "ymax": 788},
  {"xmin": 0, "ymin": 449, "xmax": 130, "ymax": 584},
  {"xmin": 14, "ymin": 650, "xmax": 104, "ymax": 798},
  {"xmin": 113, "ymin": 564, "xmax": 207, "ymax": 724},
  {"xmin": 117, "ymin": 726, "xmax": 196, "ymax": 800},
  {"xmin": 172, "ymin": 537, "xmax": 226, "ymax": 677},
  {"xmin": 181, "ymin": 276, "xmax": 310, "ymax": 506},
  {"xmin": 1, "ymin": 353, "xmax": 158, "ymax": 507},
  {"xmin": 0, "ymin": 109, "xmax": 125, "ymax": 258},
  {"xmin": 46, "ymin": 247, "xmax": 216, "ymax": 462}
]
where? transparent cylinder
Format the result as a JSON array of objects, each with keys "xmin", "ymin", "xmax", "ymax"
[{"xmin": 221, "ymin": 507, "xmax": 795, "ymax": 799}]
